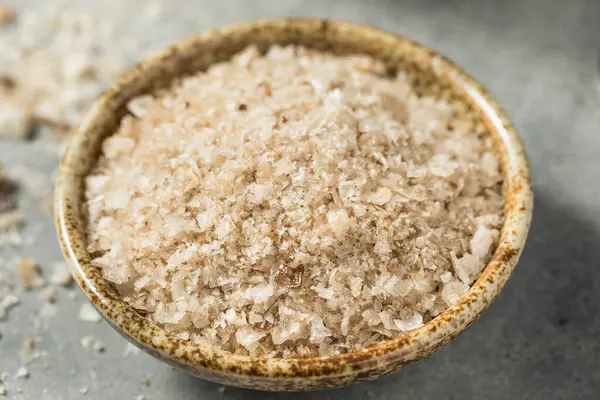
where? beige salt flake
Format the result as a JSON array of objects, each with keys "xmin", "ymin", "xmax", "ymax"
[
  {"xmin": 367, "ymin": 187, "xmax": 392, "ymax": 205},
  {"xmin": 470, "ymin": 224, "xmax": 495, "ymax": 257},
  {"xmin": 394, "ymin": 312, "xmax": 424, "ymax": 332},
  {"xmin": 235, "ymin": 327, "xmax": 266, "ymax": 351},
  {"xmin": 442, "ymin": 281, "xmax": 469, "ymax": 306},
  {"xmin": 326, "ymin": 209, "xmax": 350, "ymax": 238}
]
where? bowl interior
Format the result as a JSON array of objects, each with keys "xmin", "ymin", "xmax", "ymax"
[{"xmin": 55, "ymin": 19, "xmax": 533, "ymax": 390}]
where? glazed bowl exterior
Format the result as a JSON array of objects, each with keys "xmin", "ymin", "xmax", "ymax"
[{"xmin": 54, "ymin": 19, "xmax": 533, "ymax": 391}]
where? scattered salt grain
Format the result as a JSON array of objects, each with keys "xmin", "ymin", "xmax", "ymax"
[
  {"xmin": 80, "ymin": 387, "xmax": 89, "ymax": 395},
  {"xmin": 0, "ymin": 210, "xmax": 24, "ymax": 230},
  {"xmin": 16, "ymin": 257, "xmax": 45, "ymax": 290},
  {"xmin": 0, "ymin": 100, "xmax": 31, "ymax": 140},
  {"xmin": 123, "ymin": 342, "xmax": 140, "ymax": 357},
  {"xmin": 49, "ymin": 261, "xmax": 73, "ymax": 286},
  {"xmin": 19, "ymin": 338, "xmax": 42, "ymax": 364},
  {"xmin": 78, "ymin": 303, "xmax": 101, "ymax": 323},
  {"xmin": 16, "ymin": 367, "xmax": 28, "ymax": 379},
  {"xmin": 0, "ymin": 6, "xmax": 17, "ymax": 25},
  {"xmin": 0, "ymin": 272, "xmax": 19, "ymax": 321},
  {"xmin": 80, "ymin": 336, "xmax": 105, "ymax": 352},
  {"xmin": 39, "ymin": 286, "xmax": 56, "ymax": 303},
  {"xmin": 84, "ymin": 45, "xmax": 504, "ymax": 357}
]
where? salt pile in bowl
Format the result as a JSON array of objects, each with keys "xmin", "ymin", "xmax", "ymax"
[{"xmin": 84, "ymin": 45, "xmax": 504, "ymax": 358}]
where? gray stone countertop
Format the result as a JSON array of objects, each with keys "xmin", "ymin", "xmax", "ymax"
[{"xmin": 1, "ymin": 0, "xmax": 599, "ymax": 398}]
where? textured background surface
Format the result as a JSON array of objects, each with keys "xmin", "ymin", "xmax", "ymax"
[{"xmin": 1, "ymin": 0, "xmax": 600, "ymax": 398}]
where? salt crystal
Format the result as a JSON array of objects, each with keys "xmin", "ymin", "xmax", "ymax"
[
  {"xmin": 78, "ymin": 303, "xmax": 101, "ymax": 323},
  {"xmin": 16, "ymin": 367, "xmax": 28, "ymax": 379},
  {"xmin": 367, "ymin": 187, "xmax": 392, "ymax": 205},
  {"xmin": 348, "ymin": 277, "xmax": 363, "ymax": 298},
  {"xmin": 215, "ymin": 215, "xmax": 234, "ymax": 240},
  {"xmin": 470, "ymin": 225, "xmax": 494, "ymax": 257},
  {"xmin": 309, "ymin": 317, "xmax": 331, "ymax": 341},
  {"xmin": 16, "ymin": 257, "xmax": 45, "ymax": 290},
  {"xmin": 378, "ymin": 311, "xmax": 396, "ymax": 330},
  {"xmin": 244, "ymin": 283, "xmax": 274, "ymax": 304},
  {"xmin": 362, "ymin": 309, "xmax": 380, "ymax": 326},
  {"xmin": 39, "ymin": 286, "xmax": 56, "ymax": 303},
  {"xmin": 0, "ymin": 210, "xmax": 24, "ymax": 230},
  {"xmin": 80, "ymin": 336, "xmax": 105, "ymax": 352},
  {"xmin": 235, "ymin": 327, "xmax": 266, "ymax": 351},
  {"xmin": 49, "ymin": 261, "xmax": 73, "ymax": 286},
  {"xmin": 338, "ymin": 181, "xmax": 357, "ymax": 200},
  {"xmin": 442, "ymin": 281, "xmax": 469, "ymax": 306},
  {"xmin": 326, "ymin": 209, "xmax": 350, "ymax": 238},
  {"xmin": 0, "ymin": 292, "xmax": 18, "ymax": 321},
  {"xmin": 341, "ymin": 312, "xmax": 352, "ymax": 336},
  {"xmin": 394, "ymin": 312, "xmax": 424, "ymax": 331}
]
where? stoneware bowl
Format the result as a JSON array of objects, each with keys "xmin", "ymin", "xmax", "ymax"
[{"xmin": 55, "ymin": 19, "xmax": 533, "ymax": 391}]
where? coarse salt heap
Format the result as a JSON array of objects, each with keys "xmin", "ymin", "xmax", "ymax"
[{"xmin": 84, "ymin": 45, "xmax": 504, "ymax": 358}]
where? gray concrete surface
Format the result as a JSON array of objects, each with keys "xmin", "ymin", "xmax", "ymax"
[{"xmin": 1, "ymin": 0, "xmax": 600, "ymax": 398}]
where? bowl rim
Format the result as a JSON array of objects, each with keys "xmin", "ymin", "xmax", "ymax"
[{"xmin": 55, "ymin": 18, "xmax": 533, "ymax": 383}]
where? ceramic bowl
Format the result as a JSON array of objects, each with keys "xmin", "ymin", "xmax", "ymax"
[{"xmin": 54, "ymin": 18, "xmax": 533, "ymax": 391}]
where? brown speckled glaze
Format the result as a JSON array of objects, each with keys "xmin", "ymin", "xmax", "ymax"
[{"xmin": 54, "ymin": 19, "xmax": 533, "ymax": 391}]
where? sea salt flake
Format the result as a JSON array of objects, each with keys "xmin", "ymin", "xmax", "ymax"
[
  {"xmin": 394, "ymin": 312, "xmax": 424, "ymax": 331},
  {"xmin": 326, "ymin": 209, "xmax": 350, "ymax": 238},
  {"xmin": 235, "ymin": 327, "xmax": 265, "ymax": 351},
  {"xmin": 470, "ymin": 225, "xmax": 494, "ymax": 257},
  {"xmin": 442, "ymin": 281, "xmax": 469, "ymax": 306},
  {"xmin": 367, "ymin": 187, "xmax": 392, "ymax": 205},
  {"xmin": 215, "ymin": 215, "xmax": 234, "ymax": 239}
]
